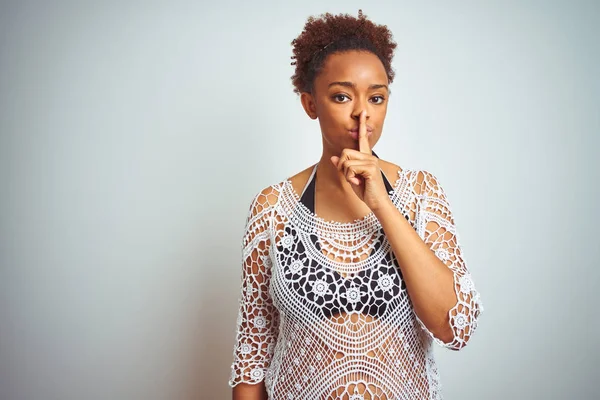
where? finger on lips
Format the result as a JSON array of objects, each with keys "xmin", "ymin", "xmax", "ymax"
[
  {"xmin": 331, "ymin": 110, "xmax": 375, "ymax": 186},
  {"xmin": 359, "ymin": 110, "xmax": 371, "ymax": 154}
]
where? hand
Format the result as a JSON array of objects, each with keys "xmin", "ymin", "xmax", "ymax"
[{"xmin": 330, "ymin": 110, "xmax": 391, "ymax": 212}]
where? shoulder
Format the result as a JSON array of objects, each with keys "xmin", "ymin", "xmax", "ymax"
[
  {"xmin": 407, "ymin": 169, "xmax": 454, "ymax": 207},
  {"xmin": 413, "ymin": 170, "xmax": 443, "ymax": 196},
  {"xmin": 245, "ymin": 164, "xmax": 316, "ymax": 216},
  {"xmin": 246, "ymin": 185, "xmax": 281, "ymax": 218},
  {"xmin": 378, "ymin": 158, "xmax": 404, "ymax": 182},
  {"xmin": 242, "ymin": 184, "xmax": 281, "ymax": 242},
  {"xmin": 286, "ymin": 163, "xmax": 318, "ymax": 198},
  {"xmin": 378, "ymin": 158, "xmax": 445, "ymax": 197}
]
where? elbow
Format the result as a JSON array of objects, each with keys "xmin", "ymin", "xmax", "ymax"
[
  {"xmin": 434, "ymin": 309, "xmax": 482, "ymax": 351},
  {"xmin": 415, "ymin": 294, "xmax": 483, "ymax": 351},
  {"xmin": 445, "ymin": 333, "xmax": 472, "ymax": 351},
  {"xmin": 434, "ymin": 327, "xmax": 473, "ymax": 351},
  {"xmin": 436, "ymin": 326, "xmax": 456, "ymax": 348},
  {"xmin": 442, "ymin": 293, "xmax": 484, "ymax": 351},
  {"xmin": 430, "ymin": 324, "xmax": 465, "ymax": 351}
]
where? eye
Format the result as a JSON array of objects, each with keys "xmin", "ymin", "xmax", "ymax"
[
  {"xmin": 332, "ymin": 94, "xmax": 350, "ymax": 102},
  {"xmin": 371, "ymin": 96, "xmax": 385, "ymax": 105},
  {"xmin": 331, "ymin": 94, "xmax": 386, "ymax": 104}
]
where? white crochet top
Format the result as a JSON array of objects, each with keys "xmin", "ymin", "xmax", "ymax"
[{"xmin": 228, "ymin": 166, "xmax": 483, "ymax": 399}]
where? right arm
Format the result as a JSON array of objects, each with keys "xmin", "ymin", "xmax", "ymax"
[{"xmin": 229, "ymin": 187, "xmax": 280, "ymax": 400}]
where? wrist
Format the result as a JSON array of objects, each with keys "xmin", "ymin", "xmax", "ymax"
[{"xmin": 371, "ymin": 196, "xmax": 395, "ymax": 215}]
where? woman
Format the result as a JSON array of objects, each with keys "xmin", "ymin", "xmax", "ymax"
[{"xmin": 228, "ymin": 10, "xmax": 483, "ymax": 400}]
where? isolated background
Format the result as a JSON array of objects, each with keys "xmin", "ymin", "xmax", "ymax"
[{"xmin": 1, "ymin": 1, "xmax": 599, "ymax": 399}]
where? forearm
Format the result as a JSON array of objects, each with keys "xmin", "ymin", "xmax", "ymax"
[
  {"xmin": 373, "ymin": 199, "xmax": 457, "ymax": 342},
  {"xmin": 232, "ymin": 382, "xmax": 268, "ymax": 400}
]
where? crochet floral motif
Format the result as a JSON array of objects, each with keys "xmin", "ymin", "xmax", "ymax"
[
  {"xmin": 377, "ymin": 273, "xmax": 395, "ymax": 293},
  {"xmin": 290, "ymin": 260, "xmax": 304, "ymax": 274},
  {"xmin": 311, "ymin": 279, "xmax": 331, "ymax": 297},
  {"xmin": 228, "ymin": 168, "xmax": 483, "ymax": 399}
]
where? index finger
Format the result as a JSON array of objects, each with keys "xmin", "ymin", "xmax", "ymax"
[{"xmin": 358, "ymin": 110, "xmax": 371, "ymax": 154}]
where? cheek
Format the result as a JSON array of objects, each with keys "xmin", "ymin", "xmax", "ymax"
[
  {"xmin": 318, "ymin": 105, "xmax": 345, "ymax": 123},
  {"xmin": 374, "ymin": 112, "xmax": 387, "ymax": 130},
  {"xmin": 370, "ymin": 129, "xmax": 383, "ymax": 145}
]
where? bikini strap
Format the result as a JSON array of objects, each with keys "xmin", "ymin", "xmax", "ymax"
[{"xmin": 299, "ymin": 150, "xmax": 394, "ymax": 212}]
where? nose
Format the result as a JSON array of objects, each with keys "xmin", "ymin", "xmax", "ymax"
[{"xmin": 352, "ymin": 108, "xmax": 369, "ymax": 121}]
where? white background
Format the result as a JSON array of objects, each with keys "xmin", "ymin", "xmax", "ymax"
[{"xmin": 1, "ymin": 1, "xmax": 598, "ymax": 399}]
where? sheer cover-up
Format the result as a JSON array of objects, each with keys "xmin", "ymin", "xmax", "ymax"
[{"xmin": 228, "ymin": 162, "xmax": 483, "ymax": 399}]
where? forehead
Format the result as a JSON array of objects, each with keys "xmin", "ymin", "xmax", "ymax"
[{"xmin": 317, "ymin": 50, "xmax": 388, "ymax": 89}]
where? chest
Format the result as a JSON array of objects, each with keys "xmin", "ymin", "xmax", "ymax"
[
  {"xmin": 313, "ymin": 190, "xmax": 373, "ymax": 227},
  {"xmin": 270, "ymin": 221, "xmax": 408, "ymax": 320}
]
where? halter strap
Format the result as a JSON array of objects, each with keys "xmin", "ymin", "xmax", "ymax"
[{"xmin": 299, "ymin": 150, "xmax": 394, "ymax": 212}]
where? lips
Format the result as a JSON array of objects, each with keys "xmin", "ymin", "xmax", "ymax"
[{"xmin": 348, "ymin": 129, "xmax": 372, "ymax": 140}]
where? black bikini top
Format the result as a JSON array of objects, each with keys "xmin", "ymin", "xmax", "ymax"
[{"xmin": 278, "ymin": 150, "xmax": 405, "ymax": 319}]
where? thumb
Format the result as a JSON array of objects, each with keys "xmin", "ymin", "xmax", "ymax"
[{"xmin": 330, "ymin": 156, "xmax": 339, "ymax": 167}]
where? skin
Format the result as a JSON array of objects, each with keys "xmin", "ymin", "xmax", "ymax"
[{"xmin": 232, "ymin": 49, "xmax": 462, "ymax": 400}]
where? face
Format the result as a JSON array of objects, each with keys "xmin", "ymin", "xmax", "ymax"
[{"xmin": 300, "ymin": 50, "xmax": 390, "ymax": 155}]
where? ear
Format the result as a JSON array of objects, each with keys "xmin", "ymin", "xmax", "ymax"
[{"xmin": 300, "ymin": 91, "xmax": 318, "ymax": 120}]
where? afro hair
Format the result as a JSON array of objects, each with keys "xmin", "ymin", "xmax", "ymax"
[{"xmin": 290, "ymin": 9, "xmax": 397, "ymax": 95}]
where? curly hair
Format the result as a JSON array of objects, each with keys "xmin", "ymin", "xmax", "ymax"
[{"xmin": 290, "ymin": 9, "xmax": 397, "ymax": 95}]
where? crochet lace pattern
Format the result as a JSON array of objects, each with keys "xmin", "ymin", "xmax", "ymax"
[{"xmin": 228, "ymin": 168, "xmax": 483, "ymax": 399}]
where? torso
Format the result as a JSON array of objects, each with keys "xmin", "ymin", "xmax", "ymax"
[{"xmin": 230, "ymin": 160, "xmax": 471, "ymax": 398}]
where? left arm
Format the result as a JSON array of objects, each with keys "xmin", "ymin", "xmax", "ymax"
[
  {"xmin": 372, "ymin": 170, "xmax": 483, "ymax": 350},
  {"xmin": 332, "ymin": 110, "xmax": 482, "ymax": 350}
]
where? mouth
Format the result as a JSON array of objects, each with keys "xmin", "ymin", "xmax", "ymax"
[{"xmin": 348, "ymin": 129, "xmax": 373, "ymax": 140}]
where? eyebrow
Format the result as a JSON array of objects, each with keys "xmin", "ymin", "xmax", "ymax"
[{"xmin": 328, "ymin": 81, "xmax": 389, "ymax": 91}]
